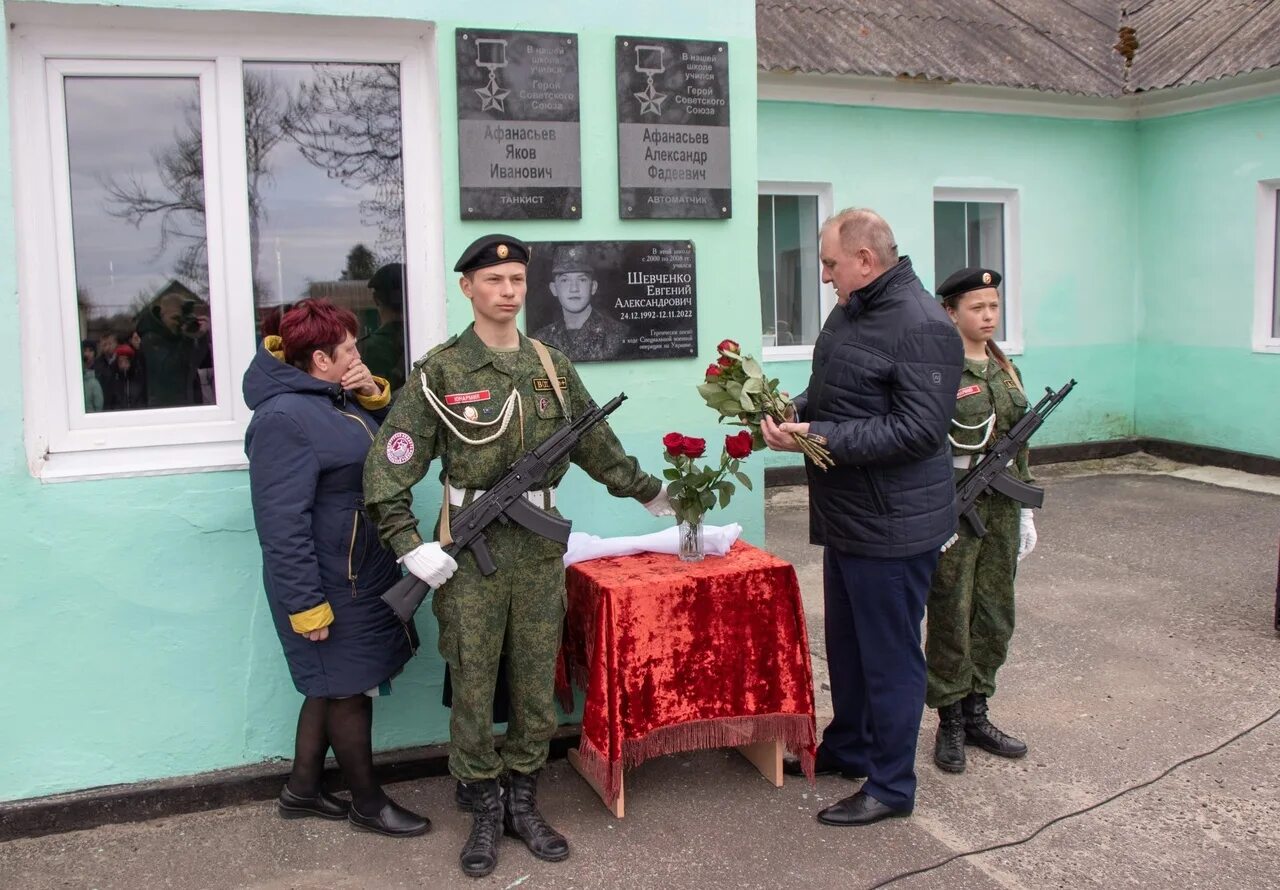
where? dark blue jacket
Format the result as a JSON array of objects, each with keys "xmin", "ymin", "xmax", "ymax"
[
  {"xmin": 796, "ymin": 257, "xmax": 964, "ymax": 558},
  {"xmin": 243, "ymin": 343, "xmax": 412, "ymax": 698}
]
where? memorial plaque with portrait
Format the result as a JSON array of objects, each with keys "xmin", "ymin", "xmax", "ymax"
[
  {"xmin": 457, "ymin": 28, "xmax": 582, "ymax": 220},
  {"xmin": 524, "ymin": 241, "xmax": 697, "ymax": 363},
  {"xmin": 615, "ymin": 36, "xmax": 730, "ymax": 219}
]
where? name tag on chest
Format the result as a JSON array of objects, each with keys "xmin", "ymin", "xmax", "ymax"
[
  {"xmin": 957, "ymin": 384, "xmax": 983, "ymax": 399},
  {"xmin": 445, "ymin": 389, "xmax": 491, "ymax": 405}
]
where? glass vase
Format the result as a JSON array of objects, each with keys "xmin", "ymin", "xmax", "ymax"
[{"xmin": 677, "ymin": 517, "xmax": 705, "ymax": 562}]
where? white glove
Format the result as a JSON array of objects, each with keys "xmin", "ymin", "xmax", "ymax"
[
  {"xmin": 399, "ymin": 541, "xmax": 458, "ymax": 588},
  {"xmin": 643, "ymin": 485, "xmax": 676, "ymax": 517},
  {"xmin": 1017, "ymin": 509, "xmax": 1037, "ymax": 562}
]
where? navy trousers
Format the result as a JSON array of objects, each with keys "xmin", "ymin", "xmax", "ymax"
[{"xmin": 821, "ymin": 546, "xmax": 938, "ymax": 811}]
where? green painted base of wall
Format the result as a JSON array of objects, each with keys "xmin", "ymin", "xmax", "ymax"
[{"xmin": 1137, "ymin": 343, "xmax": 1280, "ymax": 457}]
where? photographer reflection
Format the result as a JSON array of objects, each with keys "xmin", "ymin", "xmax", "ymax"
[
  {"xmin": 531, "ymin": 246, "xmax": 626, "ymax": 362},
  {"xmin": 358, "ymin": 263, "xmax": 406, "ymax": 392},
  {"xmin": 137, "ymin": 286, "xmax": 212, "ymax": 408}
]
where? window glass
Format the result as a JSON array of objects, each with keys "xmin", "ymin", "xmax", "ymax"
[
  {"xmin": 65, "ymin": 76, "xmax": 214, "ymax": 412},
  {"xmin": 759, "ymin": 193, "xmax": 822, "ymax": 348},
  {"xmin": 934, "ymin": 200, "xmax": 1006, "ymax": 341},
  {"xmin": 244, "ymin": 62, "xmax": 408, "ymax": 391}
]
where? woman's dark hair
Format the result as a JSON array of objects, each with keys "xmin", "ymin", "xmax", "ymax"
[{"xmin": 279, "ymin": 299, "xmax": 358, "ymax": 370}]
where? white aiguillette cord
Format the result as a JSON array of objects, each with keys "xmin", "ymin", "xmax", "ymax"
[
  {"xmin": 948, "ymin": 413, "xmax": 995, "ymax": 452},
  {"xmin": 421, "ymin": 371, "xmax": 524, "ymax": 448}
]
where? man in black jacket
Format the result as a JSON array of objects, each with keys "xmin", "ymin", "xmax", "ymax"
[{"xmin": 765, "ymin": 208, "xmax": 963, "ymax": 826}]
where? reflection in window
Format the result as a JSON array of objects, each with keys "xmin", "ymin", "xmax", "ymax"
[
  {"xmin": 244, "ymin": 63, "xmax": 408, "ymax": 391},
  {"xmin": 934, "ymin": 200, "xmax": 1007, "ymax": 341},
  {"xmin": 759, "ymin": 194, "xmax": 822, "ymax": 348},
  {"xmin": 65, "ymin": 76, "xmax": 214, "ymax": 411}
]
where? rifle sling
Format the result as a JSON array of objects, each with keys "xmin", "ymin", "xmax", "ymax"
[{"xmin": 529, "ymin": 337, "xmax": 570, "ymax": 419}]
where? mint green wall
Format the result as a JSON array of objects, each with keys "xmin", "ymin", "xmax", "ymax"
[
  {"xmin": 0, "ymin": 0, "xmax": 759, "ymax": 802},
  {"xmin": 756, "ymin": 101, "xmax": 1141, "ymax": 470},
  {"xmin": 1135, "ymin": 97, "xmax": 1280, "ymax": 457}
]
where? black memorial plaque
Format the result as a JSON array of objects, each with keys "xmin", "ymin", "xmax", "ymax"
[
  {"xmin": 524, "ymin": 240, "xmax": 697, "ymax": 363},
  {"xmin": 457, "ymin": 29, "xmax": 581, "ymax": 219},
  {"xmin": 615, "ymin": 36, "xmax": 730, "ymax": 219}
]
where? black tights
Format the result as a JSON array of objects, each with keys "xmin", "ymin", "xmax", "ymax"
[{"xmin": 287, "ymin": 695, "xmax": 388, "ymax": 814}]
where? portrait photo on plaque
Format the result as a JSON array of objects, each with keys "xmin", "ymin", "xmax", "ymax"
[{"xmin": 524, "ymin": 241, "xmax": 697, "ymax": 363}]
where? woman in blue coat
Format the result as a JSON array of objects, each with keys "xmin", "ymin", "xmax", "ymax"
[{"xmin": 244, "ymin": 299, "xmax": 436, "ymax": 838}]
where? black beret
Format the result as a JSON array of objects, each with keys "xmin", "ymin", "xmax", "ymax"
[
  {"xmin": 936, "ymin": 266, "xmax": 1002, "ymax": 300},
  {"xmin": 453, "ymin": 234, "xmax": 530, "ymax": 273},
  {"xmin": 368, "ymin": 262, "xmax": 403, "ymax": 293}
]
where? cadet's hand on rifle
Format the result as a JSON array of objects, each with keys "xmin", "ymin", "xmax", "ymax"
[
  {"xmin": 342, "ymin": 359, "xmax": 380, "ymax": 397},
  {"xmin": 302, "ymin": 627, "xmax": 329, "ymax": 642},
  {"xmin": 400, "ymin": 541, "xmax": 458, "ymax": 588},
  {"xmin": 1017, "ymin": 509, "xmax": 1037, "ymax": 562},
  {"xmin": 644, "ymin": 485, "xmax": 676, "ymax": 517}
]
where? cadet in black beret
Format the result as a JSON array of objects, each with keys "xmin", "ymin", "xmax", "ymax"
[
  {"xmin": 936, "ymin": 266, "xmax": 1002, "ymax": 301},
  {"xmin": 928, "ymin": 262, "xmax": 1036, "ymax": 776},
  {"xmin": 453, "ymin": 234, "xmax": 531, "ymax": 274}
]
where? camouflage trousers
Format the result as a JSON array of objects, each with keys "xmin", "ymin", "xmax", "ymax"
[
  {"xmin": 925, "ymin": 489, "xmax": 1020, "ymax": 709},
  {"xmin": 431, "ymin": 508, "xmax": 567, "ymax": 780}
]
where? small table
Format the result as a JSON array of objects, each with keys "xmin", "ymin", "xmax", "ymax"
[{"xmin": 563, "ymin": 541, "xmax": 817, "ymax": 817}]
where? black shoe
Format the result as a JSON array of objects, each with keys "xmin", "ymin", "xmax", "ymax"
[
  {"xmin": 816, "ymin": 791, "xmax": 911, "ymax": 827},
  {"xmin": 783, "ymin": 747, "xmax": 864, "ymax": 780},
  {"xmin": 934, "ymin": 702, "xmax": 967, "ymax": 773},
  {"xmin": 962, "ymin": 693, "xmax": 1028, "ymax": 758},
  {"xmin": 503, "ymin": 771, "xmax": 570, "ymax": 863},
  {"xmin": 277, "ymin": 786, "xmax": 350, "ymax": 821},
  {"xmin": 460, "ymin": 779, "xmax": 503, "ymax": 878},
  {"xmin": 347, "ymin": 799, "xmax": 431, "ymax": 838}
]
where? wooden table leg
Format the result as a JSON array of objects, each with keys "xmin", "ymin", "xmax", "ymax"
[
  {"xmin": 567, "ymin": 748, "xmax": 624, "ymax": 818},
  {"xmin": 737, "ymin": 738, "xmax": 784, "ymax": 787}
]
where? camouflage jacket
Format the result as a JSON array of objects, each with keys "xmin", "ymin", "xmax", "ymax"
[
  {"xmin": 531, "ymin": 307, "xmax": 627, "ymax": 362},
  {"xmin": 363, "ymin": 323, "xmax": 661, "ymax": 557},
  {"xmin": 950, "ymin": 357, "xmax": 1032, "ymax": 483}
]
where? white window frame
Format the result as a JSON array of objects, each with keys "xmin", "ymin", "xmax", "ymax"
[
  {"xmin": 1253, "ymin": 180, "xmax": 1280, "ymax": 353},
  {"xmin": 932, "ymin": 187, "xmax": 1023, "ymax": 355},
  {"xmin": 9, "ymin": 7, "xmax": 445, "ymax": 482},
  {"xmin": 757, "ymin": 181, "xmax": 835, "ymax": 362}
]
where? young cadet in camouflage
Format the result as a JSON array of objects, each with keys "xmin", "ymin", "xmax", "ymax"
[
  {"xmin": 530, "ymin": 245, "xmax": 627, "ymax": 362},
  {"xmin": 363, "ymin": 234, "xmax": 672, "ymax": 879},
  {"xmin": 927, "ymin": 267, "xmax": 1039, "ymax": 775}
]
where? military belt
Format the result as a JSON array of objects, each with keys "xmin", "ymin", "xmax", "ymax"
[
  {"xmin": 447, "ymin": 483, "xmax": 556, "ymax": 510},
  {"xmin": 953, "ymin": 453, "xmax": 1015, "ymax": 470}
]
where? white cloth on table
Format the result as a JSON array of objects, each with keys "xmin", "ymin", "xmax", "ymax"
[{"xmin": 563, "ymin": 523, "xmax": 743, "ymax": 566}]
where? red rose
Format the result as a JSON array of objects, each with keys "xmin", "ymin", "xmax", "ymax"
[
  {"xmin": 725, "ymin": 430, "xmax": 753, "ymax": 459},
  {"xmin": 717, "ymin": 355, "xmax": 734, "ymax": 368},
  {"xmin": 717, "ymin": 338, "xmax": 740, "ymax": 355},
  {"xmin": 663, "ymin": 432, "xmax": 686, "ymax": 456},
  {"xmin": 681, "ymin": 436, "xmax": 707, "ymax": 459},
  {"xmin": 705, "ymin": 363, "xmax": 722, "ymax": 378}
]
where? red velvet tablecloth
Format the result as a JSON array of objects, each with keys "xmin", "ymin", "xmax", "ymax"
[{"xmin": 564, "ymin": 540, "xmax": 817, "ymax": 804}]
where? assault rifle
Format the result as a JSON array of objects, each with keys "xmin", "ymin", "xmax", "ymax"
[
  {"xmin": 954, "ymin": 380, "xmax": 1076, "ymax": 538},
  {"xmin": 381, "ymin": 392, "xmax": 627, "ymax": 622}
]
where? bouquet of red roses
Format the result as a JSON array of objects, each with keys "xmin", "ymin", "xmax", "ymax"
[
  {"xmin": 660, "ymin": 430, "xmax": 754, "ymax": 526},
  {"xmin": 697, "ymin": 339, "xmax": 834, "ymax": 469}
]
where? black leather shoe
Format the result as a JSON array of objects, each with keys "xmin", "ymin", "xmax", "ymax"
[
  {"xmin": 962, "ymin": 693, "xmax": 1028, "ymax": 758},
  {"xmin": 503, "ymin": 771, "xmax": 569, "ymax": 862},
  {"xmin": 783, "ymin": 747, "xmax": 864, "ymax": 780},
  {"xmin": 934, "ymin": 702, "xmax": 967, "ymax": 773},
  {"xmin": 817, "ymin": 791, "xmax": 911, "ymax": 827},
  {"xmin": 277, "ymin": 786, "xmax": 350, "ymax": 821},
  {"xmin": 348, "ymin": 799, "xmax": 431, "ymax": 838},
  {"xmin": 460, "ymin": 779, "xmax": 503, "ymax": 878}
]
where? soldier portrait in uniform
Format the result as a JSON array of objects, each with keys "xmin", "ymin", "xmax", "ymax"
[{"xmin": 526, "ymin": 244, "xmax": 628, "ymax": 362}]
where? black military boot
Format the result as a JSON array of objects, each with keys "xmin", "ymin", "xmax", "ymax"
[
  {"xmin": 503, "ymin": 770, "xmax": 570, "ymax": 862},
  {"xmin": 933, "ymin": 702, "xmax": 966, "ymax": 773},
  {"xmin": 459, "ymin": 779, "xmax": 503, "ymax": 879},
  {"xmin": 962, "ymin": 693, "xmax": 1028, "ymax": 758}
]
